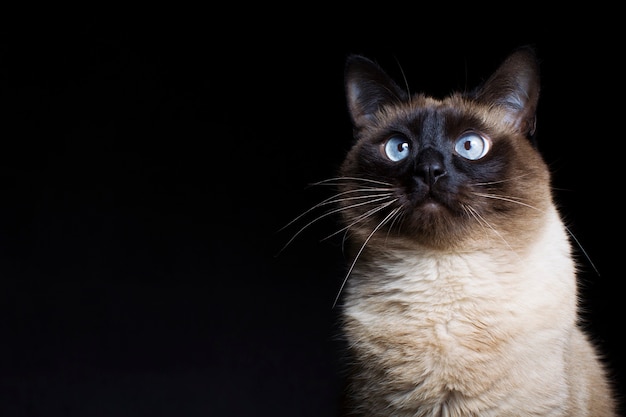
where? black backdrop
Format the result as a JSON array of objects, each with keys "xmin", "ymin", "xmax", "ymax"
[{"xmin": 2, "ymin": 12, "xmax": 624, "ymax": 416}]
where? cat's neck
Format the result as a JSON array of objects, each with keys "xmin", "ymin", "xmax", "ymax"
[{"xmin": 344, "ymin": 205, "xmax": 576, "ymax": 309}]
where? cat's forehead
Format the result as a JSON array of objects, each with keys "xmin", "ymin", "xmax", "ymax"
[
  {"xmin": 381, "ymin": 93, "xmax": 473, "ymax": 115},
  {"xmin": 374, "ymin": 94, "xmax": 498, "ymax": 132}
]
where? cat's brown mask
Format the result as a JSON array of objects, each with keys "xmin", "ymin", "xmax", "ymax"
[{"xmin": 340, "ymin": 48, "xmax": 552, "ymax": 250}]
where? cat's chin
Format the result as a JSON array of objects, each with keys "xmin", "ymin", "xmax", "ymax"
[
  {"xmin": 403, "ymin": 200, "xmax": 467, "ymax": 247},
  {"xmin": 419, "ymin": 200, "xmax": 443, "ymax": 212},
  {"xmin": 413, "ymin": 198, "xmax": 452, "ymax": 218}
]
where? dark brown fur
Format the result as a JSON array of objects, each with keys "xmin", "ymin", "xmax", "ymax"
[{"xmin": 336, "ymin": 47, "xmax": 618, "ymax": 416}]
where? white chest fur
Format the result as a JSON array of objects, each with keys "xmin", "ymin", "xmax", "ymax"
[{"xmin": 341, "ymin": 208, "xmax": 584, "ymax": 415}]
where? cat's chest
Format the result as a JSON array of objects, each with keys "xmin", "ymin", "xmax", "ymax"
[
  {"xmin": 342, "ymin": 252, "xmax": 542, "ymax": 398},
  {"xmin": 342, "ymin": 237, "xmax": 576, "ymax": 384},
  {"xmin": 342, "ymin": 246, "xmax": 568, "ymax": 361},
  {"xmin": 346, "ymin": 250, "xmax": 515, "ymax": 316}
]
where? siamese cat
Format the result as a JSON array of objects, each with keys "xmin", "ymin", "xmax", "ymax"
[{"xmin": 330, "ymin": 47, "xmax": 619, "ymax": 416}]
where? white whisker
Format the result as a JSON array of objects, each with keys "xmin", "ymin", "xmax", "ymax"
[
  {"xmin": 309, "ymin": 176, "xmax": 393, "ymax": 187},
  {"xmin": 469, "ymin": 194, "xmax": 599, "ymax": 275},
  {"xmin": 472, "ymin": 173, "xmax": 533, "ymax": 186},
  {"xmin": 321, "ymin": 198, "xmax": 399, "ymax": 242},
  {"xmin": 385, "ymin": 206, "xmax": 406, "ymax": 241},
  {"xmin": 565, "ymin": 227, "xmax": 600, "ymax": 277},
  {"xmin": 464, "ymin": 203, "xmax": 519, "ymax": 258},
  {"xmin": 472, "ymin": 191, "xmax": 542, "ymax": 212},
  {"xmin": 275, "ymin": 194, "xmax": 394, "ymax": 256},
  {"xmin": 278, "ymin": 189, "xmax": 394, "ymax": 233},
  {"xmin": 332, "ymin": 206, "xmax": 403, "ymax": 308}
]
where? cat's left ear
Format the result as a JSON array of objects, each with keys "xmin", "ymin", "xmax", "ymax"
[
  {"xmin": 344, "ymin": 55, "xmax": 408, "ymax": 130},
  {"xmin": 475, "ymin": 47, "xmax": 540, "ymax": 137}
]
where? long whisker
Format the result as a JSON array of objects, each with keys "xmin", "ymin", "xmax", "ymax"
[
  {"xmin": 472, "ymin": 173, "xmax": 533, "ymax": 186},
  {"xmin": 309, "ymin": 177, "xmax": 394, "ymax": 187},
  {"xmin": 469, "ymin": 193, "xmax": 600, "ymax": 276},
  {"xmin": 462, "ymin": 204, "xmax": 488, "ymax": 235},
  {"xmin": 385, "ymin": 205, "xmax": 406, "ymax": 241},
  {"xmin": 278, "ymin": 189, "xmax": 394, "ymax": 233},
  {"xmin": 471, "ymin": 192, "xmax": 541, "ymax": 211},
  {"xmin": 332, "ymin": 206, "xmax": 403, "ymax": 309},
  {"xmin": 321, "ymin": 198, "xmax": 399, "ymax": 242},
  {"xmin": 464, "ymin": 203, "xmax": 519, "ymax": 258},
  {"xmin": 275, "ymin": 195, "xmax": 394, "ymax": 256},
  {"xmin": 565, "ymin": 228, "xmax": 600, "ymax": 277}
]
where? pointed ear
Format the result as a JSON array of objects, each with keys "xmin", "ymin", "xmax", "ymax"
[
  {"xmin": 344, "ymin": 55, "xmax": 408, "ymax": 129},
  {"xmin": 475, "ymin": 47, "xmax": 540, "ymax": 137}
]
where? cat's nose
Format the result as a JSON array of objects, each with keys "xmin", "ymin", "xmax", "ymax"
[{"xmin": 414, "ymin": 147, "xmax": 446, "ymax": 186}]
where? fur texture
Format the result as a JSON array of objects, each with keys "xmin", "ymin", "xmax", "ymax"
[{"xmin": 337, "ymin": 48, "xmax": 617, "ymax": 416}]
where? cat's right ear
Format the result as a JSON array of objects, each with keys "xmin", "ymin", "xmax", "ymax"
[
  {"xmin": 344, "ymin": 55, "xmax": 407, "ymax": 130},
  {"xmin": 474, "ymin": 47, "xmax": 540, "ymax": 138}
]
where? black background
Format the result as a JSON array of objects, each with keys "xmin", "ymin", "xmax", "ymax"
[{"xmin": 2, "ymin": 11, "xmax": 624, "ymax": 416}]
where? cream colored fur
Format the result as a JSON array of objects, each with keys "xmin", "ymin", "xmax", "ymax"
[
  {"xmin": 338, "ymin": 49, "xmax": 618, "ymax": 416},
  {"xmin": 342, "ymin": 206, "xmax": 617, "ymax": 416}
]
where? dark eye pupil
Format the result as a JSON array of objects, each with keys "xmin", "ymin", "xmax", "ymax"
[
  {"xmin": 464, "ymin": 141, "xmax": 471, "ymax": 150},
  {"xmin": 398, "ymin": 143, "xmax": 408, "ymax": 152}
]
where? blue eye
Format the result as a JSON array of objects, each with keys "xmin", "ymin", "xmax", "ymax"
[
  {"xmin": 383, "ymin": 135, "xmax": 410, "ymax": 161},
  {"xmin": 454, "ymin": 132, "xmax": 491, "ymax": 160}
]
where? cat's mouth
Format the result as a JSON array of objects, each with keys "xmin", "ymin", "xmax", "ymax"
[
  {"xmin": 405, "ymin": 188, "xmax": 453, "ymax": 213},
  {"xmin": 419, "ymin": 199, "xmax": 443, "ymax": 212},
  {"xmin": 413, "ymin": 198, "xmax": 454, "ymax": 221}
]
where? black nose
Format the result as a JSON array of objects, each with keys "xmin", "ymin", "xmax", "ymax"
[{"xmin": 414, "ymin": 147, "xmax": 446, "ymax": 186}]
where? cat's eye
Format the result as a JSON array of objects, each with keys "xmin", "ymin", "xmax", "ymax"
[
  {"xmin": 383, "ymin": 135, "xmax": 411, "ymax": 162},
  {"xmin": 454, "ymin": 132, "xmax": 491, "ymax": 160}
]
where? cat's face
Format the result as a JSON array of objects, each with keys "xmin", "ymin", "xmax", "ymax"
[{"xmin": 340, "ymin": 49, "xmax": 552, "ymax": 250}]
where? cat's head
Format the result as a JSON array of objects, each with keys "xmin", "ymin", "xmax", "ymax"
[{"xmin": 340, "ymin": 47, "xmax": 552, "ymax": 250}]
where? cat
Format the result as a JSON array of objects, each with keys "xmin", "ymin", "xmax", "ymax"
[{"xmin": 327, "ymin": 47, "xmax": 619, "ymax": 416}]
